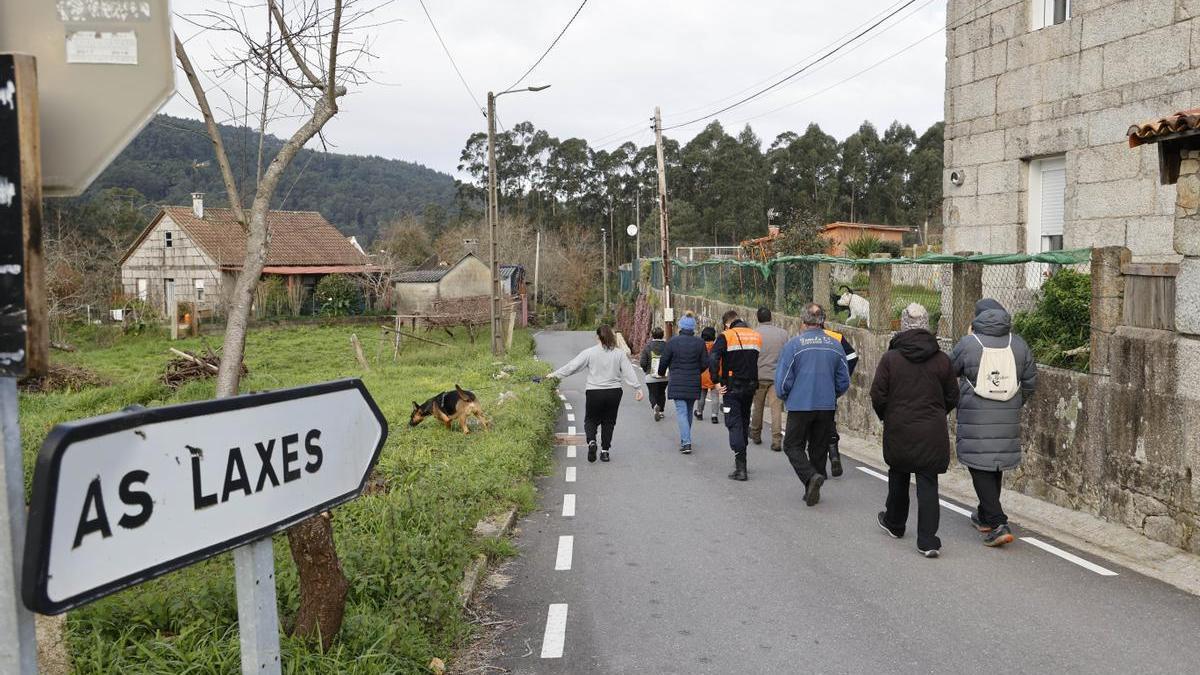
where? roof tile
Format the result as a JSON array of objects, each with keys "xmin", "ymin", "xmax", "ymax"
[
  {"xmin": 162, "ymin": 207, "xmax": 370, "ymax": 268},
  {"xmin": 1127, "ymin": 108, "xmax": 1200, "ymax": 147}
]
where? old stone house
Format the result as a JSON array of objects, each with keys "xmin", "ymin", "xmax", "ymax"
[
  {"xmin": 119, "ymin": 194, "xmax": 372, "ymax": 315},
  {"xmin": 392, "ymin": 253, "xmax": 491, "ymax": 314},
  {"xmin": 942, "ymin": 0, "xmax": 1199, "ymax": 263}
]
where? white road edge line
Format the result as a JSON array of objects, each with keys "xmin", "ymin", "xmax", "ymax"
[
  {"xmin": 563, "ymin": 494, "xmax": 576, "ymax": 517},
  {"xmin": 567, "ymin": 445, "xmax": 577, "ymax": 458},
  {"xmin": 565, "ymin": 466, "xmax": 576, "ymax": 482},
  {"xmin": 1023, "ymin": 536, "xmax": 1119, "ymax": 576},
  {"xmin": 567, "ymin": 413, "xmax": 575, "ymax": 422},
  {"xmin": 555, "ymin": 535, "xmax": 574, "ymax": 570},
  {"xmin": 567, "ymin": 425, "xmax": 576, "ymax": 435},
  {"xmin": 540, "ymin": 604, "xmax": 568, "ymax": 658},
  {"xmin": 857, "ymin": 466, "xmax": 975, "ymax": 517}
]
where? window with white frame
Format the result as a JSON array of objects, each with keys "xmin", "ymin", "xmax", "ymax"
[
  {"xmin": 1031, "ymin": 0, "xmax": 1070, "ymax": 30},
  {"xmin": 1026, "ymin": 155, "xmax": 1066, "ymax": 287},
  {"xmin": 194, "ymin": 278, "xmax": 205, "ymax": 302},
  {"xmin": 136, "ymin": 278, "xmax": 148, "ymax": 301}
]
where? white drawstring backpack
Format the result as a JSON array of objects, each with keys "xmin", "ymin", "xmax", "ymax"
[{"xmin": 969, "ymin": 334, "xmax": 1019, "ymax": 401}]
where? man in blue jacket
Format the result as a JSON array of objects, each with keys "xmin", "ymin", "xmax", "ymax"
[{"xmin": 775, "ymin": 303, "xmax": 850, "ymax": 506}]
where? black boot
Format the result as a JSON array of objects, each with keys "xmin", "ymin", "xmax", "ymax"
[
  {"xmin": 829, "ymin": 435, "xmax": 843, "ymax": 477},
  {"xmin": 728, "ymin": 452, "xmax": 748, "ymax": 481}
]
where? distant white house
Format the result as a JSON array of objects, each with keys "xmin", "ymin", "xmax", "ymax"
[{"xmin": 119, "ymin": 193, "xmax": 372, "ymax": 314}]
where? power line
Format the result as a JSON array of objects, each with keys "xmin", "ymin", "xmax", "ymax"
[
  {"xmin": 418, "ymin": 0, "xmax": 485, "ymax": 118},
  {"xmin": 662, "ymin": 0, "xmax": 919, "ymax": 131},
  {"xmin": 505, "ymin": 0, "xmax": 589, "ymax": 91}
]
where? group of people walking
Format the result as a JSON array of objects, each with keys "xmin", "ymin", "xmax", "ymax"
[{"xmin": 549, "ymin": 296, "xmax": 1037, "ymax": 558}]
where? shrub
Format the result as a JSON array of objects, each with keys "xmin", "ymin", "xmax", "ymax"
[
  {"xmin": 314, "ymin": 274, "xmax": 364, "ymax": 316},
  {"xmin": 1013, "ymin": 269, "xmax": 1091, "ymax": 371},
  {"xmin": 845, "ymin": 235, "xmax": 883, "ymax": 259}
]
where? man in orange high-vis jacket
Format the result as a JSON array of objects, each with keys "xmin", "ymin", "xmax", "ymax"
[{"xmin": 709, "ymin": 309, "xmax": 762, "ymax": 481}]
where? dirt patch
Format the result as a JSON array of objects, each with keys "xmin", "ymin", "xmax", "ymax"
[
  {"xmin": 448, "ymin": 561, "xmax": 522, "ymax": 674},
  {"xmin": 36, "ymin": 613, "xmax": 72, "ymax": 675},
  {"xmin": 19, "ymin": 364, "xmax": 109, "ymax": 394}
]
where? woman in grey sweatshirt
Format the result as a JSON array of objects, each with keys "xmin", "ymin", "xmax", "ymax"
[{"xmin": 550, "ymin": 325, "xmax": 645, "ymax": 463}]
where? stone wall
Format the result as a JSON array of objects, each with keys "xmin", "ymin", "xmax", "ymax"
[
  {"xmin": 943, "ymin": 0, "xmax": 1194, "ymax": 259},
  {"xmin": 120, "ymin": 215, "xmax": 223, "ymax": 312},
  {"xmin": 662, "ymin": 289, "xmax": 1200, "ymax": 555}
]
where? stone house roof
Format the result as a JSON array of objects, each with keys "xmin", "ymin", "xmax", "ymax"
[
  {"xmin": 120, "ymin": 206, "xmax": 371, "ymax": 269},
  {"xmin": 1127, "ymin": 108, "xmax": 1200, "ymax": 147},
  {"xmin": 395, "ymin": 253, "xmax": 484, "ymax": 284}
]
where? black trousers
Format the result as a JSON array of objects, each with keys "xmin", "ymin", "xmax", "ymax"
[
  {"xmin": 884, "ymin": 468, "xmax": 942, "ymax": 551},
  {"xmin": 647, "ymin": 381, "xmax": 668, "ymax": 411},
  {"xmin": 724, "ymin": 384, "xmax": 754, "ymax": 454},
  {"xmin": 969, "ymin": 467, "xmax": 1008, "ymax": 526},
  {"xmin": 584, "ymin": 388, "xmax": 623, "ymax": 450},
  {"xmin": 783, "ymin": 410, "xmax": 835, "ymax": 483}
]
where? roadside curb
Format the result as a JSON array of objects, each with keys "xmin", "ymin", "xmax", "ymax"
[
  {"xmin": 838, "ymin": 433, "xmax": 1200, "ymax": 597},
  {"xmin": 459, "ymin": 507, "xmax": 519, "ymax": 607}
]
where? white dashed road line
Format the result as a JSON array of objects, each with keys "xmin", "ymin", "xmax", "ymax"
[
  {"xmin": 1022, "ymin": 537, "xmax": 1118, "ymax": 576},
  {"xmin": 938, "ymin": 499, "xmax": 973, "ymax": 517},
  {"xmin": 555, "ymin": 536, "xmax": 574, "ymax": 571},
  {"xmin": 563, "ymin": 494, "xmax": 576, "ymax": 517},
  {"xmin": 567, "ymin": 413, "xmax": 575, "ymax": 422},
  {"xmin": 857, "ymin": 466, "xmax": 888, "ymax": 481},
  {"xmin": 540, "ymin": 604, "xmax": 568, "ymax": 658},
  {"xmin": 565, "ymin": 466, "xmax": 576, "ymax": 482},
  {"xmin": 567, "ymin": 445, "xmax": 576, "ymax": 458},
  {"xmin": 567, "ymin": 425, "xmax": 576, "ymax": 435},
  {"xmin": 564, "ymin": 403, "xmax": 573, "ymax": 411}
]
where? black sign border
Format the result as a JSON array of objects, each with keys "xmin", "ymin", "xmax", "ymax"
[{"xmin": 22, "ymin": 378, "xmax": 389, "ymax": 615}]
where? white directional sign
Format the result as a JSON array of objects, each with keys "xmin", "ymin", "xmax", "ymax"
[
  {"xmin": 22, "ymin": 379, "xmax": 387, "ymax": 615},
  {"xmin": 0, "ymin": 0, "xmax": 174, "ymax": 196}
]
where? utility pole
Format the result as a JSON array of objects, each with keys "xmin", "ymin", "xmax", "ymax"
[
  {"xmin": 533, "ymin": 229, "xmax": 541, "ymax": 314},
  {"xmin": 654, "ymin": 107, "xmax": 674, "ymax": 337},
  {"xmin": 487, "ymin": 91, "xmax": 504, "ymax": 357},
  {"xmin": 601, "ymin": 227, "xmax": 608, "ymax": 316},
  {"xmin": 634, "ymin": 186, "xmax": 640, "ymax": 290}
]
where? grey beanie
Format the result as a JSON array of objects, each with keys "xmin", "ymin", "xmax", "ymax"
[{"xmin": 900, "ymin": 303, "xmax": 929, "ymax": 332}]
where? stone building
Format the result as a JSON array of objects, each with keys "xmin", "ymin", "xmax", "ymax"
[
  {"xmin": 942, "ymin": 0, "xmax": 1198, "ymax": 262},
  {"xmin": 392, "ymin": 253, "xmax": 492, "ymax": 314},
  {"xmin": 119, "ymin": 194, "xmax": 372, "ymax": 315}
]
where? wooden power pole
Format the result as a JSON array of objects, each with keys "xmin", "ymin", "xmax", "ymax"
[{"xmin": 653, "ymin": 107, "xmax": 673, "ymax": 337}]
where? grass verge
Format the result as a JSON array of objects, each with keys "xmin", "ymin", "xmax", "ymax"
[{"xmin": 19, "ymin": 325, "xmax": 556, "ymax": 673}]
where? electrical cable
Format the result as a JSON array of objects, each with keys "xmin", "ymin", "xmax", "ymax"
[
  {"xmin": 662, "ymin": 0, "xmax": 919, "ymax": 130},
  {"xmin": 505, "ymin": 0, "xmax": 589, "ymax": 91},
  {"xmin": 418, "ymin": 0, "xmax": 485, "ymax": 118}
]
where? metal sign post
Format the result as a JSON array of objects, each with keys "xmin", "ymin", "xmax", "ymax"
[
  {"xmin": 23, "ymin": 379, "xmax": 387, "ymax": 617},
  {"xmin": 0, "ymin": 53, "xmax": 38, "ymax": 675}
]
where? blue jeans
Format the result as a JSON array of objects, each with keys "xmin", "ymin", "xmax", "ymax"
[{"xmin": 674, "ymin": 399, "xmax": 695, "ymax": 445}]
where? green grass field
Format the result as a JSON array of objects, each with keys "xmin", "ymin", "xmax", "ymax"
[{"xmin": 19, "ymin": 324, "xmax": 557, "ymax": 673}]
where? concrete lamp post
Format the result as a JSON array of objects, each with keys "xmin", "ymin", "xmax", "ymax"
[{"xmin": 487, "ymin": 84, "xmax": 550, "ymax": 357}]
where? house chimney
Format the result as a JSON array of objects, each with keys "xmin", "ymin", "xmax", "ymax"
[
  {"xmin": 463, "ymin": 238, "xmax": 479, "ymax": 256},
  {"xmin": 768, "ymin": 225, "xmax": 781, "ymax": 237},
  {"xmin": 191, "ymin": 192, "xmax": 204, "ymax": 219}
]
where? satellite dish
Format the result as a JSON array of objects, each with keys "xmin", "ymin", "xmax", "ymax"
[{"xmin": 626, "ymin": 224, "xmax": 638, "ymax": 237}]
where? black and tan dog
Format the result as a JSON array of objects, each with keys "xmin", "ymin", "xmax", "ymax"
[{"xmin": 410, "ymin": 385, "xmax": 490, "ymax": 434}]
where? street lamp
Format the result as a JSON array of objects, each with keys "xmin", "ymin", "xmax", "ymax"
[{"xmin": 487, "ymin": 84, "xmax": 551, "ymax": 357}]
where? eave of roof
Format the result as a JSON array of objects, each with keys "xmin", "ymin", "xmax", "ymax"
[{"xmin": 1128, "ymin": 108, "xmax": 1200, "ymax": 147}]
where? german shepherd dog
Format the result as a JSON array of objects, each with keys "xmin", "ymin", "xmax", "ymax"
[{"xmin": 410, "ymin": 385, "xmax": 490, "ymax": 434}]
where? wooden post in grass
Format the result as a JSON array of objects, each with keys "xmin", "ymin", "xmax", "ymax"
[{"xmin": 350, "ymin": 334, "xmax": 369, "ymax": 371}]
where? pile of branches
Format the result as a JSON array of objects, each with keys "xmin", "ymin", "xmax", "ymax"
[
  {"xmin": 162, "ymin": 346, "xmax": 247, "ymax": 389},
  {"xmin": 19, "ymin": 364, "xmax": 109, "ymax": 394}
]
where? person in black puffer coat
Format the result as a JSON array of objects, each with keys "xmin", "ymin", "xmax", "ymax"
[
  {"xmin": 951, "ymin": 298, "xmax": 1037, "ymax": 547},
  {"xmin": 871, "ymin": 304, "xmax": 958, "ymax": 557},
  {"xmin": 658, "ymin": 315, "xmax": 707, "ymax": 453}
]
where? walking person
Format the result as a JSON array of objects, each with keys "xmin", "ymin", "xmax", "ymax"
[
  {"xmin": 549, "ymin": 325, "xmax": 645, "ymax": 463},
  {"xmin": 775, "ymin": 303, "xmax": 849, "ymax": 505},
  {"xmin": 951, "ymin": 299, "xmax": 1037, "ymax": 546},
  {"xmin": 709, "ymin": 310, "xmax": 762, "ymax": 481},
  {"xmin": 871, "ymin": 304, "xmax": 959, "ymax": 558},
  {"xmin": 750, "ymin": 307, "xmax": 788, "ymax": 452},
  {"xmin": 820, "ymin": 323, "xmax": 858, "ymax": 476},
  {"xmin": 639, "ymin": 327, "xmax": 669, "ymax": 422},
  {"xmin": 658, "ymin": 315, "xmax": 707, "ymax": 454},
  {"xmin": 695, "ymin": 326, "xmax": 722, "ymax": 424}
]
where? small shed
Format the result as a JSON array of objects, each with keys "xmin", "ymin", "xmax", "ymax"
[
  {"xmin": 392, "ymin": 253, "xmax": 491, "ymax": 314},
  {"xmin": 821, "ymin": 222, "xmax": 910, "ymax": 256}
]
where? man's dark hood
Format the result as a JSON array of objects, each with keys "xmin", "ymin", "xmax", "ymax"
[
  {"xmin": 972, "ymin": 298, "xmax": 1012, "ymax": 337},
  {"xmin": 889, "ymin": 329, "xmax": 941, "ymax": 363}
]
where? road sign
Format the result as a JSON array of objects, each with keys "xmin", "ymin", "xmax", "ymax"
[
  {"xmin": 0, "ymin": 1, "xmax": 174, "ymax": 196},
  {"xmin": 22, "ymin": 379, "xmax": 388, "ymax": 615}
]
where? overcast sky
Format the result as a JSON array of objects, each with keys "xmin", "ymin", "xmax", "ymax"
[{"xmin": 167, "ymin": 0, "xmax": 948, "ymax": 177}]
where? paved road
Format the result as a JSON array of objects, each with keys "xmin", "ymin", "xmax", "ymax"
[{"xmin": 490, "ymin": 331, "xmax": 1200, "ymax": 674}]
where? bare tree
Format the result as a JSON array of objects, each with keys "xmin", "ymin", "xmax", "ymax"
[{"xmin": 174, "ymin": 0, "xmax": 386, "ymax": 647}]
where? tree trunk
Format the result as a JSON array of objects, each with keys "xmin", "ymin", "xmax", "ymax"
[{"xmin": 286, "ymin": 513, "xmax": 348, "ymax": 649}]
